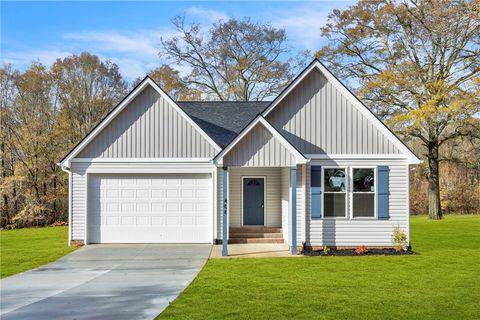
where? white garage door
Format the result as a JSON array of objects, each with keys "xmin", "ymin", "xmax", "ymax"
[{"xmin": 87, "ymin": 173, "xmax": 212, "ymax": 243}]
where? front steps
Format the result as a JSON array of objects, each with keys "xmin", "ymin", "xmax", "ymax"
[{"xmin": 229, "ymin": 227, "xmax": 284, "ymax": 244}]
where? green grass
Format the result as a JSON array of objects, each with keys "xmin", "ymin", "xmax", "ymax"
[
  {"xmin": 0, "ymin": 226, "xmax": 77, "ymax": 278},
  {"xmin": 158, "ymin": 215, "xmax": 480, "ymax": 319}
]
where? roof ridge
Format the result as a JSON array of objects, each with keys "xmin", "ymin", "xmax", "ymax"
[{"xmin": 177, "ymin": 100, "xmax": 272, "ymax": 103}]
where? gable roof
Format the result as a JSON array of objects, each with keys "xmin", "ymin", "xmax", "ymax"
[
  {"xmin": 178, "ymin": 101, "xmax": 269, "ymax": 147},
  {"xmin": 262, "ymin": 59, "xmax": 421, "ymax": 164},
  {"xmin": 213, "ymin": 115, "xmax": 308, "ymax": 165},
  {"xmin": 59, "ymin": 77, "xmax": 221, "ymax": 168}
]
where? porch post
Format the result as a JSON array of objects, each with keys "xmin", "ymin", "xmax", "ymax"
[
  {"xmin": 222, "ymin": 167, "xmax": 228, "ymax": 256},
  {"xmin": 291, "ymin": 166, "xmax": 297, "ymax": 255}
]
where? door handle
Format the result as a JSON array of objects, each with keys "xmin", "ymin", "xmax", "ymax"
[{"xmin": 261, "ymin": 200, "xmax": 264, "ymax": 208}]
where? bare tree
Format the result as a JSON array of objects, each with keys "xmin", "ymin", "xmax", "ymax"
[
  {"xmin": 133, "ymin": 64, "xmax": 200, "ymax": 100},
  {"xmin": 51, "ymin": 52, "xmax": 128, "ymax": 145},
  {"xmin": 161, "ymin": 16, "xmax": 300, "ymax": 101}
]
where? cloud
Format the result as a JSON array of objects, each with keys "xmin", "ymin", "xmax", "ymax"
[
  {"xmin": 64, "ymin": 31, "xmax": 158, "ymax": 57},
  {"xmin": 2, "ymin": 27, "xmax": 187, "ymax": 82},
  {"xmin": 60, "ymin": 29, "xmax": 181, "ymax": 80},
  {"xmin": 186, "ymin": 7, "xmax": 229, "ymax": 22},
  {"xmin": 1, "ymin": 49, "xmax": 73, "ymax": 69},
  {"xmin": 269, "ymin": 2, "xmax": 353, "ymax": 51}
]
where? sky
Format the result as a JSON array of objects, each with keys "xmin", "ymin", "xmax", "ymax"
[{"xmin": 1, "ymin": 1, "xmax": 355, "ymax": 82}]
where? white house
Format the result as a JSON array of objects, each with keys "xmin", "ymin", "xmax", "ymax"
[{"xmin": 59, "ymin": 59, "xmax": 420, "ymax": 255}]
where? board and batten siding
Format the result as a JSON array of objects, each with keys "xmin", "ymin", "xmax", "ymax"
[
  {"xmin": 78, "ymin": 85, "xmax": 217, "ymax": 159},
  {"xmin": 266, "ymin": 68, "xmax": 401, "ymax": 155},
  {"xmin": 223, "ymin": 122, "xmax": 297, "ymax": 167},
  {"xmin": 305, "ymin": 160, "xmax": 409, "ymax": 247}
]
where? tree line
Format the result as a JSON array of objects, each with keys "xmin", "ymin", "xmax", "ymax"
[
  {"xmin": 1, "ymin": 0, "xmax": 479, "ymax": 228},
  {"xmin": 1, "ymin": 54, "xmax": 128, "ymax": 227}
]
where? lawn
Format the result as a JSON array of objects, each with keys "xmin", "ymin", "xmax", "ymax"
[
  {"xmin": 158, "ymin": 215, "xmax": 480, "ymax": 319},
  {"xmin": 0, "ymin": 226, "xmax": 77, "ymax": 278}
]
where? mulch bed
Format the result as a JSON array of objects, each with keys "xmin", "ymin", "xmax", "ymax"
[{"xmin": 302, "ymin": 248, "xmax": 415, "ymax": 256}]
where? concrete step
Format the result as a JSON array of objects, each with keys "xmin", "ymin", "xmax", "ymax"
[
  {"xmin": 229, "ymin": 227, "xmax": 282, "ymax": 233},
  {"xmin": 228, "ymin": 238, "xmax": 285, "ymax": 244},
  {"xmin": 229, "ymin": 232, "xmax": 284, "ymax": 239}
]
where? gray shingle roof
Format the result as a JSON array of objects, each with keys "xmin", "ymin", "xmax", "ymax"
[{"xmin": 177, "ymin": 101, "xmax": 271, "ymax": 147}]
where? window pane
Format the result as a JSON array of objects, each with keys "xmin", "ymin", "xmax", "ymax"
[
  {"xmin": 352, "ymin": 194, "xmax": 375, "ymax": 217},
  {"xmin": 324, "ymin": 169, "xmax": 346, "ymax": 192},
  {"xmin": 353, "ymin": 168, "xmax": 375, "ymax": 192},
  {"xmin": 324, "ymin": 193, "xmax": 346, "ymax": 217}
]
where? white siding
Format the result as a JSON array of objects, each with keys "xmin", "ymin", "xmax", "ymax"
[
  {"xmin": 78, "ymin": 85, "xmax": 217, "ymax": 159},
  {"xmin": 266, "ymin": 68, "xmax": 401, "ymax": 155},
  {"xmin": 228, "ymin": 167, "xmax": 282, "ymax": 228},
  {"xmin": 71, "ymin": 162, "xmax": 89, "ymax": 241},
  {"xmin": 306, "ymin": 160, "xmax": 409, "ymax": 247},
  {"xmin": 281, "ymin": 168, "xmax": 290, "ymax": 243},
  {"xmin": 70, "ymin": 162, "xmax": 214, "ymax": 242},
  {"xmin": 223, "ymin": 122, "xmax": 297, "ymax": 167},
  {"xmin": 216, "ymin": 166, "xmax": 223, "ymax": 239},
  {"xmin": 296, "ymin": 165, "xmax": 304, "ymax": 244}
]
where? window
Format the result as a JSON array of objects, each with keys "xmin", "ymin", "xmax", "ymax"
[
  {"xmin": 323, "ymin": 168, "xmax": 346, "ymax": 218},
  {"xmin": 352, "ymin": 168, "xmax": 375, "ymax": 218}
]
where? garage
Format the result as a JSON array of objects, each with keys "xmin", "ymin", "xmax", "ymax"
[{"xmin": 87, "ymin": 173, "xmax": 212, "ymax": 244}]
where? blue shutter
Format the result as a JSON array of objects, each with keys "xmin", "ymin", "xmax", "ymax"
[
  {"xmin": 377, "ymin": 166, "xmax": 389, "ymax": 219},
  {"xmin": 311, "ymin": 166, "xmax": 322, "ymax": 218}
]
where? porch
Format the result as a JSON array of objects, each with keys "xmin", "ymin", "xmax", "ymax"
[
  {"xmin": 217, "ymin": 165, "xmax": 304, "ymax": 256},
  {"xmin": 212, "ymin": 116, "xmax": 308, "ymax": 256}
]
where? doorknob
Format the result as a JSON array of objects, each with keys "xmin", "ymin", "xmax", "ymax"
[{"xmin": 261, "ymin": 200, "xmax": 264, "ymax": 208}]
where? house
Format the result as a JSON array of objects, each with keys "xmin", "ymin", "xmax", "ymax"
[{"xmin": 59, "ymin": 59, "xmax": 420, "ymax": 255}]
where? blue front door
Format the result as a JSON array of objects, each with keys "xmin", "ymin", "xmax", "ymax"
[{"xmin": 243, "ymin": 177, "xmax": 265, "ymax": 225}]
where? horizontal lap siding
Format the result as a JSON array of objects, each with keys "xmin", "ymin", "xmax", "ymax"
[
  {"xmin": 281, "ymin": 168, "xmax": 290, "ymax": 243},
  {"xmin": 78, "ymin": 85, "xmax": 216, "ymax": 158},
  {"xmin": 71, "ymin": 162, "xmax": 89, "ymax": 241},
  {"xmin": 296, "ymin": 165, "xmax": 304, "ymax": 244},
  {"xmin": 216, "ymin": 167, "xmax": 223, "ymax": 239},
  {"xmin": 266, "ymin": 69, "xmax": 400, "ymax": 155},
  {"xmin": 228, "ymin": 168, "xmax": 282, "ymax": 228},
  {"xmin": 306, "ymin": 160, "xmax": 409, "ymax": 247},
  {"xmin": 223, "ymin": 123, "xmax": 296, "ymax": 167}
]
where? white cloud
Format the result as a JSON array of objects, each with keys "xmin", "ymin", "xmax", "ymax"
[
  {"xmin": 1, "ymin": 49, "xmax": 73, "ymax": 69},
  {"xmin": 186, "ymin": 7, "xmax": 229, "ymax": 22},
  {"xmin": 63, "ymin": 31, "xmax": 159, "ymax": 58},
  {"xmin": 269, "ymin": 2, "xmax": 354, "ymax": 51},
  {"xmin": 60, "ymin": 29, "xmax": 183, "ymax": 80}
]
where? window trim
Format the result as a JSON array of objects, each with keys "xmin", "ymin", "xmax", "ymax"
[
  {"xmin": 321, "ymin": 166, "xmax": 348, "ymax": 219},
  {"xmin": 350, "ymin": 166, "xmax": 377, "ymax": 220}
]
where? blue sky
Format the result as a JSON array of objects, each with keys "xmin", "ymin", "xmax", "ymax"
[{"xmin": 1, "ymin": 1, "xmax": 355, "ymax": 81}]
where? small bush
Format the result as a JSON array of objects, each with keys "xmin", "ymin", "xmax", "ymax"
[
  {"xmin": 322, "ymin": 245, "xmax": 330, "ymax": 255},
  {"xmin": 355, "ymin": 245, "xmax": 369, "ymax": 255},
  {"xmin": 392, "ymin": 226, "xmax": 408, "ymax": 252}
]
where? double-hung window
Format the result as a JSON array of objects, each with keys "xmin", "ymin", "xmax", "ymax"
[
  {"xmin": 352, "ymin": 168, "xmax": 376, "ymax": 218},
  {"xmin": 323, "ymin": 168, "xmax": 347, "ymax": 218}
]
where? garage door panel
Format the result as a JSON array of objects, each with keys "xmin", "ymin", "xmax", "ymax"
[{"xmin": 87, "ymin": 173, "xmax": 212, "ymax": 243}]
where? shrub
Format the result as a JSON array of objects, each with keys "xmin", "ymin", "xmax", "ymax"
[
  {"xmin": 392, "ymin": 226, "xmax": 408, "ymax": 252},
  {"xmin": 322, "ymin": 245, "xmax": 330, "ymax": 255},
  {"xmin": 355, "ymin": 245, "xmax": 369, "ymax": 255}
]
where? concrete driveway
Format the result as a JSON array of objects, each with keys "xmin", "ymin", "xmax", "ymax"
[{"xmin": 0, "ymin": 244, "xmax": 211, "ymax": 320}]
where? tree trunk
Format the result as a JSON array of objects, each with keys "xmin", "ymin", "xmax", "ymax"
[{"xmin": 427, "ymin": 144, "xmax": 442, "ymax": 219}]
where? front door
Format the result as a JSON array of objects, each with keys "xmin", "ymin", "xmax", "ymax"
[{"xmin": 243, "ymin": 177, "xmax": 265, "ymax": 225}]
